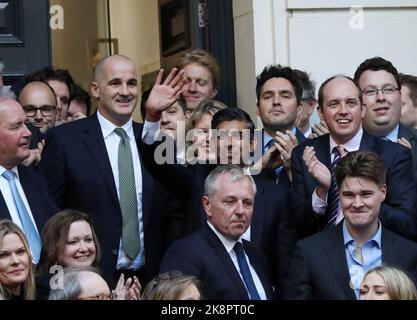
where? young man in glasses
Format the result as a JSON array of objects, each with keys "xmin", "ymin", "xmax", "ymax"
[
  {"xmin": 18, "ymin": 81, "xmax": 57, "ymax": 135},
  {"xmin": 354, "ymin": 57, "xmax": 417, "ymax": 183}
]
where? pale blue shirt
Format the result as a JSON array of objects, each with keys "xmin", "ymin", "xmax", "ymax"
[
  {"xmin": 384, "ymin": 124, "xmax": 400, "ymax": 142},
  {"xmin": 0, "ymin": 165, "xmax": 40, "ymax": 263},
  {"xmin": 343, "ymin": 220, "xmax": 382, "ymax": 299},
  {"xmin": 97, "ymin": 111, "xmax": 145, "ymax": 270},
  {"xmin": 312, "ymin": 127, "xmax": 363, "ymax": 224},
  {"xmin": 207, "ymin": 222, "xmax": 267, "ymax": 300}
]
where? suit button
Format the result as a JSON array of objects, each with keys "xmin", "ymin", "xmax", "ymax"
[{"xmin": 112, "ymin": 249, "xmax": 118, "ymax": 256}]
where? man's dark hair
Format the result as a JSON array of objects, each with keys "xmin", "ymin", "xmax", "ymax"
[
  {"xmin": 70, "ymin": 84, "xmax": 92, "ymax": 116},
  {"xmin": 353, "ymin": 56, "xmax": 401, "ymax": 90},
  {"xmin": 256, "ymin": 65, "xmax": 303, "ymax": 105},
  {"xmin": 335, "ymin": 151, "xmax": 386, "ymax": 189},
  {"xmin": 22, "ymin": 67, "xmax": 75, "ymax": 98},
  {"xmin": 399, "ymin": 73, "xmax": 417, "ymax": 109},
  {"xmin": 211, "ymin": 107, "xmax": 255, "ymax": 140},
  {"xmin": 293, "ymin": 69, "xmax": 316, "ymax": 102},
  {"xmin": 318, "ymin": 75, "xmax": 363, "ymax": 107}
]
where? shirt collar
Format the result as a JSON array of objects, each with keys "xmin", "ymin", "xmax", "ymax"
[
  {"xmin": 330, "ymin": 127, "xmax": 363, "ymax": 154},
  {"xmin": 0, "ymin": 165, "xmax": 19, "ymax": 180},
  {"xmin": 342, "ymin": 219, "xmax": 382, "ymax": 249},
  {"xmin": 207, "ymin": 221, "xmax": 242, "ymax": 254},
  {"xmin": 97, "ymin": 110, "xmax": 134, "ymax": 140},
  {"xmin": 384, "ymin": 124, "xmax": 400, "ymax": 142}
]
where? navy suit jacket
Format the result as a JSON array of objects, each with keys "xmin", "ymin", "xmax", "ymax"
[
  {"xmin": 139, "ymin": 141, "xmax": 292, "ymax": 291},
  {"xmin": 284, "ymin": 222, "xmax": 417, "ymax": 300},
  {"xmin": 0, "ymin": 165, "xmax": 57, "ymax": 233},
  {"xmin": 291, "ymin": 131, "xmax": 417, "ymax": 239},
  {"xmin": 39, "ymin": 114, "xmax": 168, "ymax": 286},
  {"xmin": 398, "ymin": 123, "xmax": 417, "ymax": 183},
  {"xmin": 160, "ymin": 223, "xmax": 272, "ymax": 300}
]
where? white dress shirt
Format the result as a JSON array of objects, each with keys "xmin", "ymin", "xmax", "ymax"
[
  {"xmin": 207, "ymin": 222, "xmax": 267, "ymax": 300},
  {"xmin": 97, "ymin": 111, "xmax": 145, "ymax": 270}
]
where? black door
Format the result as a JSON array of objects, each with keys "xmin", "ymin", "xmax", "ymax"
[{"xmin": 0, "ymin": 0, "xmax": 51, "ymax": 87}]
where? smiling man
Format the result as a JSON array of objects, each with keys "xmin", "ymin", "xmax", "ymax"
[
  {"xmin": 354, "ymin": 57, "xmax": 417, "ymax": 183},
  {"xmin": 291, "ymin": 75, "xmax": 417, "ymax": 240},
  {"xmin": 39, "ymin": 55, "xmax": 172, "ymax": 287},
  {"xmin": 176, "ymin": 49, "xmax": 219, "ymax": 117},
  {"xmin": 285, "ymin": 151, "xmax": 417, "ymax": 300}
]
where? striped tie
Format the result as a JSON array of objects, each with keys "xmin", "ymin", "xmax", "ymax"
[{"xmin": 325, "ymin": 146, "xmax": 343, "ymax": 228}]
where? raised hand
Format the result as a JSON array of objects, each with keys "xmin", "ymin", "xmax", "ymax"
[
  {"xmin": 274, "ymin": 130, "xmax": 298, "ymax": 181},
  {"xmin": 303, "ymin": 146, "xmax": 331, "ymax": 200},
  {"xmin": 145, "ymin": 68, "xmax": 185, "ymax": 122}
]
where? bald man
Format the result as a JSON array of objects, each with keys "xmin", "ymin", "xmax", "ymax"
[
  {"xmin": 39, "ymin": 55, "xmax": 172, "ymax": 287},
  {"xmin": 0, "ymin": 98, "xmax": 57, "ymax": 263},
  {"xmin": 18, "ymin": 81, "xmax": 57, "ymax": 135}
]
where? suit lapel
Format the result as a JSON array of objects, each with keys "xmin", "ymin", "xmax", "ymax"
[
  {"xmin": 133, "ymin": 122, "xmax": 153, "ymax": 230},
  {"xmin": 251, "ymin": 175, "xmax": 265, "ymax": 247},
  {"xmin": 0, "ymin": 190, "xmax": 10, "ymax": 219},
  {"xmin": 202, "ymin": 225, "xmax": 249, "ymax": 299},
  {"xmin": 325, "ymin": 225, "xmax": 357, "ymax": 299},
  {"xmin": 244, "ymin": 240, "xmax": 271, "ymax": 299},
  {"xmin": 316, "ymin": 135, "xmax": 331, "ymax": 168},
  {"xmin": 359, "ymin": 131, "xmax": 376, "ymax": 151},
  {"xmin": 381, "ymin": 228, "xmax": 399, "ymax": 264},
  {"xmin": 82, "ymin": 115, "xmax": 119, "ymax": 208}
]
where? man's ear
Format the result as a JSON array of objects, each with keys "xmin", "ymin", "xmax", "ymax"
[
  {"xmin": 317, "ymin": 105, "xmax": 324, "ymax": 121},
  {"xmin": 202, "ymin": 196, "xmax": 212, "ymax": 218},
  {"xmin": 210, "ymin": 88, "xmax": 218, "ymax": 99},
  {"xmin": 91, "ymin": 81, "xmax": 100, "ymax": 99}
]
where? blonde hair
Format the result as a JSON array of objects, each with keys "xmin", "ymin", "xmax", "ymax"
[
  {"xmin": 187, "ymin": 99, "xmax": 227, "ymax": 132},
  {"xmin": 141, "ymin": 271, "xmax": 203, "ymax": 300},
  {"xmin": 0, "ymin": 220, "xmax": 36, "ymax": 300},
  {"xmin": 363, "ymin": 265, "xmax": 417, "ymax": 300}
]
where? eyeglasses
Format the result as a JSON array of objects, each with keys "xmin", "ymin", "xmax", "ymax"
[
  {"xmin": 79, "ymin": 292, "xmax": 115, "ymax": 300},
  {"xmin": 362, "ymin": 86, "xmax": 399, "ymax": 97},
  {"xmin": 23, "ymin": 105, "xmax": 56, "ymax": 117}
]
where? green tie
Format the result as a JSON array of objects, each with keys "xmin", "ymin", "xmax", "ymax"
[{"xmin": 114, "ymin": 128, "xmax": 140, "ymax": 259}]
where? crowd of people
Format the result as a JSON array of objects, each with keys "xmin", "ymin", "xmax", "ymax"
[{"xmin": 1, "ymin": 50, "xmax": 417, "ymax": 300}]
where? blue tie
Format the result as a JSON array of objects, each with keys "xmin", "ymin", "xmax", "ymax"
[
  {"xmin": 2, "ymin": 170, "xmax": 41, "ymax": 262},
  {"xmin": 325, "ymin": 146, "xmax": 343, "ymax": 228},
  {"xmin": 233, "ymin": 242, "xmax": 261, "ymax": 300}
]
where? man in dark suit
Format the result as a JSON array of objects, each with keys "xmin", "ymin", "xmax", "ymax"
[
  {"xmin": 285, "ymin": 151, "xmax": 417, "ymax": 300},
  {"xmin": 255, "ymin": 65, "xmax": 307, "ymax": 184},
  {"xmin": 38, "ymin": 55, "xmax": 181, "ymax": 286},
  {"xmin": 291, "ymin": 75, "xmax": 417, "ymax": 239},
  {"xmin": 0, "ymin": 98, "xmax": 57, "ymax": 263},
  {"xmin": 160, "ymin": 165, "xmax": 272, "ymax": 300},
  {"xmin": 142, "ymin": 101, "xmax": 292, "ymax": 294},
  {"xmin": 354, "ymin": 57, "xmax": 417, "ymax": 183}
]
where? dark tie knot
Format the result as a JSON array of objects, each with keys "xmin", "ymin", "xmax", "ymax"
[
  {"xmin": 2, "ymin": 170, "xmax": 16, "ymax": 181},
  {"xmin": 233, "ymin": 241, "xmax": 245, "ymax": 255},
  {"xmin": 332, "ymin": 146, "xmax": 341, "ymax": 157},
  {"xmin": 114, "ymin": 128, "xmax": 129, "ymax": 141}
]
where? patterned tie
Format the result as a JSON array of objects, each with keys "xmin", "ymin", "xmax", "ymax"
[
  {"xmin": 325, "ymin": 146, "xmax": 343, "ymax": 228},
  {"xmin": 233, "ymin": 242, "xmax": 261, "ymax": 300},
  {"xmin": 2, "ymin": 170, "xmax": 41, "ymax": 262},
  {"xmin": 114, "ymin": 128, "xmax": 140, "ymax": 260}
]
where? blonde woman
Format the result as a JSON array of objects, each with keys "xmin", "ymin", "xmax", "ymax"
[
  {"xmin": 360, "ymin": 265, "xmax": 417, "ymax": 300},
  {"xmin": 0, "ymin": 220, "xmax": 36, "ymax": 300}
]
